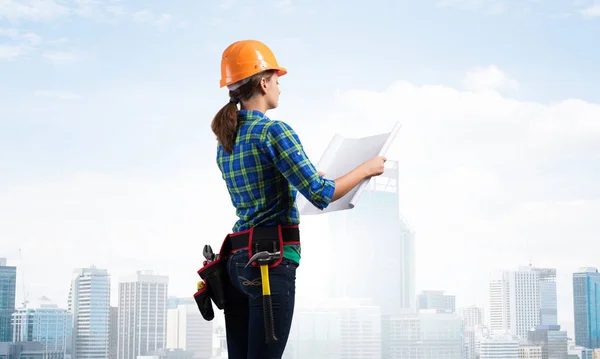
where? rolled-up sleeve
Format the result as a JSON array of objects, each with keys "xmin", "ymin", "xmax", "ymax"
[{"xmin": 264, "ymin": 120, "xmax": 335, "ymax": 210}]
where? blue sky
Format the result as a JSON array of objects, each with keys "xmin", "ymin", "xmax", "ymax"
[
  {"xmin": 2, "ymin": 0, "xmax": 600, "ymax": 184},
  {"xmin": 2, "ymin": 0, "xmax": 599, "ymax": 183},
  {"xmin": 2, "ymin": 0, "xmax": 600, "ymax": 338}
]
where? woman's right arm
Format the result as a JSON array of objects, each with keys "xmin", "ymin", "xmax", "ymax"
[
  {"xmin": 331, "ymin": 155, "xmax": 387, "ymax": 201},
  {"xmin": 264, "ymin": 120, "xmax": 387, "ymax": 208}
]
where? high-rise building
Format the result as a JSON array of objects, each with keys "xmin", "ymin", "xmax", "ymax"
[
  {"xmin": 0, "ymin": 258, "xmax": 16, "ymax": 342},
  {"xmin": 489, "ymin": 267, "xmax": 541, "ymax": 339},
  {"xmin": 117, "ymin": 270, "xmax": 168, "ymax": 359},
  {"xmin": 167, "ymin": 296, "xmax": 194, "ymax": 309},
  {"xmin": 519, "ymin": 345, "xmax": 543, "ymax": 359},
  {"xmin": 527, "ymin": 324, "xmax": 568, "ymax": 359},
  {"xmin": 417, "ymin": 290, "xmax": 456, "ymax": 313},
  {"xmin": 110, "ymin": 306, "xmax": 118, "ymax": 359},
  {"xmin": 0, "ymin": 341, "xmax": 64, "ymax": 357},
  {"xmin": 383, "ymin": 311, "xmax": 464, "ymax": 359},
  {"xmin": 458, "ymin": 305, "xmax": 483, "ymax": 328},
  {"xmin": 573, "ymin": 267, "xmax": 600, "ymax": 349},
  {"xmin": 167, "ymin": 302, "xmax": 213, "ymax": 359},
  {"xmin": 532, "ymin": 268, "xmax": 558, "ymax": 326},
  {"xmin": 11, "ymin": 296, "xmax": 72, "ymax": 354},
  {"xmin": 489, "ymin": 271, "xmax": 511, "ymax": 333},
  {"xmin": 327, "ymin": 160, "xmax": 416, "ymax": 314},
  {"xmin": 567, "ymin": 343, "xmax": 593, "ymax": 358},
  {"xmin": 463, "ymin": 328, "xmax": 477, "ymax": 359},
  {"xmin": 458, "ymin": 305, "xmax": 485, "ymax": 359},
  {"xmin": 68, "ymin": 266, "xmax": 111, "ymax": 359},
  {"xmin": 286, "ymin": 297, "xmax": 381, "ymax": 359},
  {"xmin": 509, "ymin": 267, "xmax": 540, "ymax": 339},
  {"xmin": 479, "ymin": 334, "xmax": 520, "ymax": 359}
]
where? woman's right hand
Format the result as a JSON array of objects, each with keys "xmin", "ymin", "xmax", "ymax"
[
  {"xmin": 330, "ymin": 155, "xmax": 387, "ymax": 202},
  {"xmin": 361, "ymin": 155, "xmax": 387, "ymax": 177}
]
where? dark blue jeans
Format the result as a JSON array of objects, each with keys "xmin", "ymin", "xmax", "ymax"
[{"xmin": 223, "ymin": 249, "xmax": 298, "ymax": 359}]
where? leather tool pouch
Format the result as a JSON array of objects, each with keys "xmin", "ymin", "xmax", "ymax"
[
  {"xmin": 193, "ymin": 283, "xmax": 214, "ymax": 321},
  {"xmin": 197, "ymin": 260, "xmax": 228, "ymax": 311},
  {"xmin": 195, "ymin": 236, "xmax": 234, "ymax": 315}
]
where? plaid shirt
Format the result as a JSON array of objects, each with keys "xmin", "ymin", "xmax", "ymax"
[{"xmin": 217, "ymin": 110, "xmax": 335, "ymax": 261}]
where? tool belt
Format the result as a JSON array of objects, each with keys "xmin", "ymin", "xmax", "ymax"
[{"xmin": 193, "ymin": 224, "xmax": 300, "ymax": 321}]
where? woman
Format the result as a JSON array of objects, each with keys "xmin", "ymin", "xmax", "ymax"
[{"xmin": 211, "ymin": 39, "xmax": 386, "ymax": 359}]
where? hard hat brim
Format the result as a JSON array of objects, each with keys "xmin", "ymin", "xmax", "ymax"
[{"xmin": 220, "ymin": 66, "xmax": 287, "ymax": 88}]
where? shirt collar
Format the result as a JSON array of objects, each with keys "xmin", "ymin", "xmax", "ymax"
[{"xmin": 239, "ymin": 109, "xmax": 267, "ymax": 121}]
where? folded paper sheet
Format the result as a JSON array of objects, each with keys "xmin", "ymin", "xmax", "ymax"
[{"xmin": 297, "ymin": 122, "xmax": 402, "ymax": 215}]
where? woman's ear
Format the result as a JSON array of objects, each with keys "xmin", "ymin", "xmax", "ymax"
[{"xmin": 259, "ymin": 77, "xmax": 268, "ymax": 95}]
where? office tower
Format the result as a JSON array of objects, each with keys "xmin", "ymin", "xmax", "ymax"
[
  {"xmin": 489, "ymin": 271, "xmax": 511, "ymax": 333},
  {"xmin": 519, "ymin": 345, "xmax": 543, "ymax": 359},
  {"xmin": 0, "ymin": 258, "xmax": 16, "ymax": 342},
  {"xmin": 327, "ymin": 160, "xmax": 416, "ymax": 314},
  {"xmin": 167, "ymin": 302, "xmax": 213, "ymax": 359},
  {"xmin": 117, "ymin": 270, "xmax": 168, "ymax": 359},
  {"xmin": 11, "ymin": 296, "xmax": 72, "ymax": 354},
  {"xmin": 509, "ymin": 267, "xmax": 541, "ymax": 339},
  {"xmin": 458, "ymin": 305, "xmax": 483, "ymax": 328},
  {"xmin": 527, "ymin": 324, "xmax": 568, "ymax": 359},
  {"xmin": 167, "ymin": 296, "xmax": 194, "ymax": 309},
  {"xmin": 489, "ymin": 267, "xmax": 541, "ymax": 339},
  {"xmin": 532, "ymin": 267, "xmax": 558, "ymax": 326},
  {"xmin": 68, "ymin": 266, "xmax": 111, "ymax": 359},
  {"xmin": 479, "ymin": 334, "xmax": 519, "ymax": 359},
  {"xmin": 382, "ymin": 311, "xmax": 463, "ymax": 359},
  {"xmin": 110, "ymin": 306, "xmax": 118, "ymax": 359},
  {"xmin": 463, "ymin": 328, "xmax": 477, "ymax": 359},
  {"xmin": 417, "ymin": 290, "xmax": 456, "ymax": 313},
  {"xmin": 567, "ymin": 343, "xmax": 593, "ymax": 358},
  {"xmin": 286, "ymin": 297, "xmax": 381, "ymax": 359},
  {"xmin": 573, "ymin": 267, "xmax": 600, "ymax": 349},
  {"xmin": 0, "ymin": 341, "xmax": 64, "ymax": 357}
]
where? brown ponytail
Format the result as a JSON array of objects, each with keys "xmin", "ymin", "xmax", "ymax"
[
  {"xmin": 211, "ymin": 70, "xmax": 276, "ymax": 155},
  {"xmin": 211, "ymin": 96, "xmax": 239, "ymax": 154}
]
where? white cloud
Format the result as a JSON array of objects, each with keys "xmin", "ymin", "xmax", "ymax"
[
  {"xmin": 297, "ymin": 73, "xmax": 599, "ymax": 328},
  {"xmin": 0, "ymin": 27, "xmax": 41, "ymax": 59},
  {"xmin": 34, "ymin": 90, "xmax": 81, "ymax": 100},
  {"xmin": 210, "ymin": 17, "xmax": 224, "ymax": 26},
  {"xmin": 435, "ymin": 0, "xmax": 506, "ymax": 14},
  {"xmin": 132, "ymin": 9, "xmax": 172, "ymax": 26},
  {"xmin": 0, "ymin": 0, "xmax": 174, "ymax": 27},
  {"xmin": 22, "ymin": 32, "xmax": 41, "ymax": 45},
  {"xmin": 0, "ymin": 44, "xmax": 24, "ymax": 60},
  {"xmin": 48, "ymin": 37, "xmax": 68, "ymax": 45},
  {"xmin": 0, "ymin": 170, "xmax": 236, "ymax": 307},
  {"xmin": 463, "ymin": 65, "xmax": 519, "ymax": 92},
  {"xmin": 581, "ymin": 4, "xmax": 600, "ymax": 17},
  {"xmin": 0, "ymin": 27, "xmax": 41, "ymax": 43},
  {"xmin": 2, "ymin": 69, "xmax": 599, "ymax": 334},
  {"xmin": 0, "ymin": 28, "xmax": 20, "ymax": 38},
  {"xmin": 0, "ymin": 0, "xmax": 70, "ymax": 21},
  {"xmin": 42, "ymin": 50, "xmax": 82, "ymax": 65},
  {"xmin": 219, "ymin": 0, "xmax": 232, "ymax": 10},
  {"xmin": 273, "ymin": 0, "xmax": 295, "ymax": 13}
]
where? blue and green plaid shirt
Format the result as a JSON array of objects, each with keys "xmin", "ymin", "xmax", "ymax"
[{"xmin": 217, "ymin": 109, "xmax": 336, "ymax": 264}]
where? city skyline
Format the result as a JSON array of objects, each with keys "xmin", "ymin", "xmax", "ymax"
[
  {"xmin": 2, "ymin": 254, "xmax": 597, "ymax": 357},
  {"xmin": 1, "ymin": 234, "xmax": 595, "ymax": 340},
  {"xmin": 2, "ymin": 224, "xmax": 592, "ymax": 339}
]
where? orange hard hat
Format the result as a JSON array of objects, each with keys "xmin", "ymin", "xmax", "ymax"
[{"xmin": 220, "ymin": 40, "xmax": 287, "ymax": 88}]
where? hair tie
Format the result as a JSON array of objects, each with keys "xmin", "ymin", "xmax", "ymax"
[{"xmin": 229, "ymin": 97, "xmax": 240, "ymax": 104}]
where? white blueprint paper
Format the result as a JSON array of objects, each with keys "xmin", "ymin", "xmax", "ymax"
[{"xmin": 297, "ymin": 121, "xmax": 402, "ymax": 215}]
